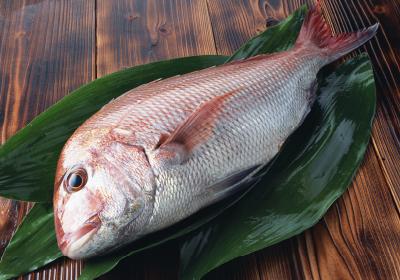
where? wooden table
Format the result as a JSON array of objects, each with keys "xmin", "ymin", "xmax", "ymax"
[{"xmin": 1, "ymin": 0, "xmax": 399, "ymax": 279}]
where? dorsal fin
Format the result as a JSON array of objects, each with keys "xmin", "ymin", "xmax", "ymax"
[{"xmin": 156, "ymin": 90, "xmax": 237, "ymax": 152}]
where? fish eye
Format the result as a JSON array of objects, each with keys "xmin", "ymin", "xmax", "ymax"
[{"xmin": 64, "ymin": 168, "xmax": 87, "ymax": 193}]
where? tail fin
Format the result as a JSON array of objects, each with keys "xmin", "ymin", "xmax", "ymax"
[{"xmin": 295, "ymin": 7, "xmax": 379, "ymax": 63}]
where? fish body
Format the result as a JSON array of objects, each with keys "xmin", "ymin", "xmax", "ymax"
[{"xmin": 54, "ymin": 8, "xmax": 378, "ymax": 259}]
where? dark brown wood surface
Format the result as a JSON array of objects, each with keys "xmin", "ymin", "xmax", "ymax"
[{"xmin": 0, "ymin": 0, "xmax": 399, "ymax": 279}]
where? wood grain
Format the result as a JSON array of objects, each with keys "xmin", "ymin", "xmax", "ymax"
[
  {"xmin": 0, "ymin": 0, "xmax": 400, "ymax": 279},
  {"xmin": 0, "ymin": 0, "xmax": 95, "ymax": 278},
  {"xmin": 96, "ymin": 0, "xmax": 216, "ymax": 76},
  {"xmin": 0, "ymin": 198, "xmax": 20, "ymax": 256},
  {"xmin": 205, "ymin": 0, "xmax": 314, "ymax": 55},
  {"xmin": 320, "ymin": 0, "xmax": 400, "ymax": 242}
]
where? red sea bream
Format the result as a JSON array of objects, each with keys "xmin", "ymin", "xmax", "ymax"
[{"xmin": 53, "ymin": 8, "xmax": 378, "ymax": 259}]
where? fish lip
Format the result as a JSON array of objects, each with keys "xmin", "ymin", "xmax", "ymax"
[{"xmin": 58, "ymin": 213, "xmax": 102, "ymax": 259}]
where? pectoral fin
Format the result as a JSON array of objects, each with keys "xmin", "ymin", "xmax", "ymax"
[{"xmin": 156, "ymin": 91, "xmax": 236, "ymax": 153}]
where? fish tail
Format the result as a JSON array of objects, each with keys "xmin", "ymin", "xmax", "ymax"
[{"xmin": 294, "ymin": 6, "xmax": 379, "ymax": 64}]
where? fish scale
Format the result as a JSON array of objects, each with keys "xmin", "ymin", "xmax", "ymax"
[{"xmin": 53, "ymin": 8, "xmax": 378, "ymax": 259}]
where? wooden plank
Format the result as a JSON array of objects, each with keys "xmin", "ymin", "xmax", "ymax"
[
  {"xmin": 205, "ymin": 0, "xmax": 315, "ymax": 55},
  {"xmin": 255, "ymin": 239, "xmax": 303, "ymax": 280},
  {"xmin": 320, "ymin": 0, "xmax": 400, "ymax": 236},
  {"xmin": 96, "ymin": 0, "xmax": 216, "ymax": 76},
  {"xmin": 96, "ymin": 0, "xmax": 217, "ymax": 278},
  {"xmin": 205, "ymin": 0, "xmax": 267, "ymax": 55},
  {"xmin": 0, "ymin": 0, "xmax": 95, "ymax": 278}
]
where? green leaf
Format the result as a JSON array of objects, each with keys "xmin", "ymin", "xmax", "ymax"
[
  {"xmin": 178, "ymin": 55, "xmax": 376, "ymax": 279},
  {"xmin": 0, "ymin": 203, "xmax": 62, "ymax": 280},
  {"xmin": 0, "ymin": 55, "xmax": 227, "ymax": 202}
]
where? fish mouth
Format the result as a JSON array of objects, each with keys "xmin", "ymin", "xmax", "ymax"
[{"xmin": 57, "ymin": 213, "xmax": 101, "ymax": 259}]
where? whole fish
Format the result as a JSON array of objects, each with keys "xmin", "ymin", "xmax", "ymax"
[{"xmin": 54, "ymin": 8, "xmax": 378, "ymax": 259}]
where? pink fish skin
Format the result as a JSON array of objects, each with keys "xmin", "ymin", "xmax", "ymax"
[{"xmin": 53, "ymin": 8, "xmax": 378, "ymax": 259}]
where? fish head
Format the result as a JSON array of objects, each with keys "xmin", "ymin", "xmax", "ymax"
[{"xmin": 53, "ymin": 131, "xmax": 155, "ymax": 259}]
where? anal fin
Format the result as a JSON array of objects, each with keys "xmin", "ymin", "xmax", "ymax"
[{"xmin": 200, "ymin": 165, "xmax": 261, "ymax": 202}]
